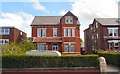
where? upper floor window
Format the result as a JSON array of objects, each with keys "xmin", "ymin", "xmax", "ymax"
[
  {"xmin": 64, "ymin": 28, "xmax": 75, "ymax": 37},
  {"xmin": 72, "ymin": 28, "xmax": 75, "ymax": 37},
  {"xmin": 0, "ymin": 39, "xmax": 9, "ymax": 44},
  {"xmin": 37, "ymin": 28, "xmax": 41, "ymax": 37},
  {"xmin": 42, "ymin": 29, "xmax": 46, "ymax": 37},
  {"xmin": 65, "ymin": 16, "xmax": 73, "ymax": 24},
  {"xmin": 108, "ymin": 28, "xmax": 118, "ymax": 37},
  {"xmin": 37, "ymin": 28, "xmax": 46, "ymax": 37},
  {"xmin": 0, "ymin": 28, "xmax": 10, "ymax": 35},
  {"xmin": 68, "ymin": 29, "xmax": 71, "ymax": 37},
  {"xmin": 53, "ymin": 28, "xmax": 57, "ymax": 37},
  {"xmin": 64, "ymin": 28, "xmax": 67, "ymax": 37}
]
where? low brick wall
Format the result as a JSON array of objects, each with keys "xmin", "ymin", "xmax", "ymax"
[{"xmin": 2, "ymin": 68, "xmax": 100, "ymax": 74}]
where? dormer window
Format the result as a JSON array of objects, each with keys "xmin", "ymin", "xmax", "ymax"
[{"xmin": 65, "ymin": 16, "xmax": 73, "ymax": 24}]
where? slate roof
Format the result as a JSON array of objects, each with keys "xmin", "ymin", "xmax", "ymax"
[
  {"xmin": 31, "ymin": 16, "xmax": 80, "ymax": 26},
  {"xmin": 95, "ymin": 18, "xmax": 120, "ymax": 25},
  {"xmin": 31, "ymin": 16, "xmax": 61, "ymax": 25},
  {"xmin": 31, "ymin": 11, "xmax": 80, "ymax": 26}
]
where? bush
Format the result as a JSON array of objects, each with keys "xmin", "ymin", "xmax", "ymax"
[
  {"xmin": 0, "ymin": 39, "xmax": 36, "ymax": 54},
  {"xmin": 98, "ymin": 52, "xmax": 120, "ymax": 67},
  {"xmin": 0, "ymin": 42, "xmax": 23, "ymax": 54},
  {"xmin": 2, "ymin": 54, "xmax": 99, "ymax": 68}
]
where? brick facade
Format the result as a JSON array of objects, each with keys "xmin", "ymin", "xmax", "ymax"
[
  {"xmin": 0, "ymin": 27, "xmax": 26, "ymax": 44},
  {"xmin": 31, "ymin": 11, "xmax": 81, "ymax": 54},
  {"xmin": 84, "ymin": 18, "xmax": 120, "ymax": 53}
]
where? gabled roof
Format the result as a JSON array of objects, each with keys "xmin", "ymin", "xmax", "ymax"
[
  {"xmin": 31, "ymin": 16, "xmax": 61, "ymax": 25},
  {"xmin": 31, "ymin": 11, "xmax": 80, "ymax": 26},
  {"xmin": 60, "ymin": 11, "xmax": 78, "ymax": 20},
  {"xmin": 95, "ymin": 18, "xmax": 119, "ymax": 25}
]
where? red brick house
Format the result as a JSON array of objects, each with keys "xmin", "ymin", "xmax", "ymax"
[
  {"xmin": 31, "ymin": 11, "xmax": 80, "ymax": 54},
  {"xmin": 84, "ymin": 18, "xmax": 120, "ymax": 53},
  {"xmin": 0, "ymin": 27, "xmax": 26, "ymax": 44}
]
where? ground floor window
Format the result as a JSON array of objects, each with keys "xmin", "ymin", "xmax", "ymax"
[
  {"xmin": 108, "ymin": 40, "xmax": 120, "ymax": 50},
  {"xmin": 37, "ymin": 43, "xmax": 48, "ymax": 51},
  {"xmin": 64, "ymin": 44, "xmax": 75, "ymax": 52},
  {"xmin": 0, "ymin": 39, "xmax": 9, "ymax": 44}
]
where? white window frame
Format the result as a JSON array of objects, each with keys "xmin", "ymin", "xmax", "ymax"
[
  {"xmin": 0, "ymin": 39, "xmax": 9, "ymax": 44},
  {"xmin": 0, "ymin": 28, "xmax": 10, "ymax": 35},
  {"xmin": 114, "ymin": 42, "xmax": 119, "ymax": 47},
  {"xmin": 68, "ymin": 29, "xmax": 71, "ymax": 37},
  {"xmin": 72, "ymin": 28, "xmax": 75, "ymax": 37},
  {"xmin": 42, "ymin": 28, "xmax": 46, "ymax": 37},
  {"xmin": 64, "ymin": 28, "xmax": 67, "ymax": 37},
  {"xmin": 108, "ymin": 28, "xmax": 118, "ymax": 37},
  {"xmin": 53, "ymin": 28, "xmax": 57, "ymax": 37},
  {"xmin": 65, "ymin": 16, "xmax": 73, "ymax": 24},
  {"xmin": 37, "ymin": 28, "xmax": 41, "ymax": 37}
]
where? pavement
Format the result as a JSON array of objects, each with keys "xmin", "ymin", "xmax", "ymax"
[{"xmin": 104, "ymin": 65, "xmax": 120, "ymax": 73}]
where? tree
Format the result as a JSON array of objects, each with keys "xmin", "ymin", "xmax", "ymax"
[
  {"xmin": 19, "ymin": 38, "xmax": 36, "ymax": 52},
  {"xmin": 80, "ymin": 38, "xmax": 83, "ymax": 46}
]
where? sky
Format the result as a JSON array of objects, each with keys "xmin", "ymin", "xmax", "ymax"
[{"xmin": 0, "ymin": 0, "xmax": 119, "ymax": 41}]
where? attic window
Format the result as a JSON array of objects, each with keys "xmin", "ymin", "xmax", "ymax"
[{"xmin": 65, "ymin": 16, "xmax": 73, "ymax": 24}]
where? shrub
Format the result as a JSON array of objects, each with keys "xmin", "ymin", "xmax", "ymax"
[
  {"xmin": 2, "ymin": 54, "xmax": 99, "ymax": 68},
  {"xmin": 0, "ymin": 42, "xmax": 23, "ymax": 54},
  {"xmin": 0, "ymin": 39, "xmax": 36, "ymax": 54},
  {"xmin": 98, "ymin": 52, "xmax": 120, "ymax": 67}
]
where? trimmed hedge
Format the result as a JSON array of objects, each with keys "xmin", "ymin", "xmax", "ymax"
[
  {"xmin": 1, "ymin": 54, "xmax": 99, "ymax": 68},
  {"xmin": 98, "ymin": 52, "xmax": 120, "ymax": 67}
]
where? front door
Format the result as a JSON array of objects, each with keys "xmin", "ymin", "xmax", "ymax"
[{"xmin": 52, "ymin": 45, "xmax": 58, "ymax": 51}]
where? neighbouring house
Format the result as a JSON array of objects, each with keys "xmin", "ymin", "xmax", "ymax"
[
  {"xmin": 84, "ymin": 18, "xmax": 120, "ymax": 53},
  {"xmin": 30, "ymin": 11, "xmax": 81, "ymax": 54},
  {"xmin": 0, "ymin": 26, "xmax": 27, "ymax": 44}
]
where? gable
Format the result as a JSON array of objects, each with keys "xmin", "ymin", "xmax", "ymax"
[{"xmin": 60, "ymin": 11, "xmax": 78, "ymax": 21}]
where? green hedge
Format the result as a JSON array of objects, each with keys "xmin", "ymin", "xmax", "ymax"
[
  {"xmin": 98, "ymin": 52, "xmax": 120, "ymax": 67},
  {"xmin": 1, "ymin": 54, "xmax": 99, "ymax": 68}
]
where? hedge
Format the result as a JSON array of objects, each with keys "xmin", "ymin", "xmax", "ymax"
[
  {"xmin": 98, "ymin": 52, "xmax": 120, "ymax": 67},
  {"xmin": 1, "ymin": 54, "xmax": 99, "ymax": 68}
]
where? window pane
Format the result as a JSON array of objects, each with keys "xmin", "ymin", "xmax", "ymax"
[
  {"xmin": 70, "ymin": 17, "xmax": 73, "ymax": 23},
  {"xmin": 69, "ymin": 44, "xmax": 75, "ymax": 52},
  {"xmin": 68, "ymin": 29, "xmax": 71, "ymax": 37},
  {"xmin": 53, "ymin": 28, "xmax": 57, "ymax": 37},
  {"xmin": 64, "ymin": 29, "xmax": 67, "ymax": 37},
  {"xmin": 72, "ymin": 29, "xmax": 75, "ymax": 37},
  {"xmin": 108, "ymin": 29, "xmax": 113, "ymax": 36},
  {"xmin": 42, "ymin": 29, "xmax": 46, "ymax": 37},
  {"xmin": 64, "ymin": 44, "xmax": 68, "ymax": 52},
  {"xmin": 5, "ymin": 28, "xmax": 9, "ymax": 34},
  {"xmin": 114, "ymin": 29, "xmax": 118, "ymax": 36},
  {"xmin": 37, "ymin": 43, "xmax": 44, "ymax": 50},
  {"xmin": 37, "ymin": 29, "xmax": 41, "ymax": 37},
  {"xmin": 2, "ymin": 29, "xmax": 4, "ymax": 34}
]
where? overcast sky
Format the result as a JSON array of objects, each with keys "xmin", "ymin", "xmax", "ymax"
[{"xmin": 0, "ymin": 0, "xmax": 119, "ymax": 41}]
